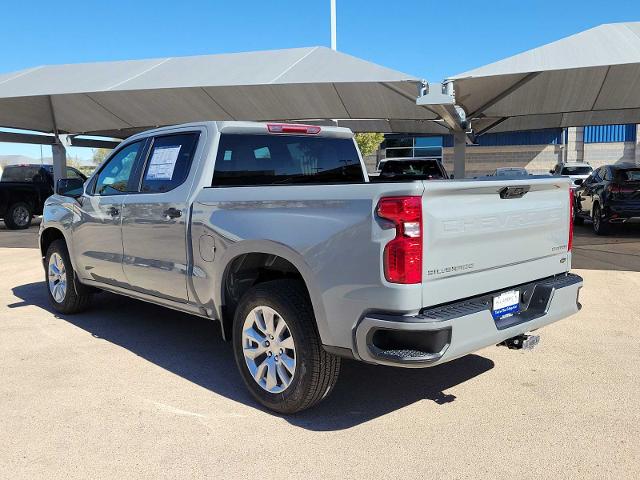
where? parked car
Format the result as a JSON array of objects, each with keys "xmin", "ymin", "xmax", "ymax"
[
  {"xmin": 40, "ymin": 121, "xmax": 583, "ymax": 413},
  {"xmin": 551, "ymin": 162, "xmax": 593, "ymax": 189},
  {"xmin": 0, "ymin": 164, "xmax": 85, "ymax": 229},
  {"xmin": 491, "ymin": 167, "xmax": 530, "ymax": 178},
  {"xmin": 375, "ymin": 157, "xmax": 448, "ymax": 181},
  {"xmin": 574, "ymin": 162, "xmax": 640, "ymax": 234}
]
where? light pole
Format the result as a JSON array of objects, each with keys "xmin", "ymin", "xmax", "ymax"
[{"xmin": 330, "ymin": 0, "xmax": 337, "ymax": 50}]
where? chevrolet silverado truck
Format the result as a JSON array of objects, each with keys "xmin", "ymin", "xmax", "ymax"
[{"xmin": 39, "ymin": 121, "xmax": 583, "ymax": 413}]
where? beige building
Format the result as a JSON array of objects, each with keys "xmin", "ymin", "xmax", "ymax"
[{"xmin": 370, "ymin": 125, "xmax": 640, "ymax": 177}]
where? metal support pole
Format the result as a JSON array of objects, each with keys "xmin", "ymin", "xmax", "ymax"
[
  {"xmin": 330, "ymin": 0, "xmax": 337, "ymax": 50},
  {"xmin": 48, "ymin": 95, "xmax": 68, "ymax": 184},
  {"xmin": 453, "ymin": 131, "xmax": 466, "ymax": 179},
  {"xmin": 51, "ymin": 136, "xmax": 67, "ymax": 184}
]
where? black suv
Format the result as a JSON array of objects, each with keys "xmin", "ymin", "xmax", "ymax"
[
  {"xmin": 0, "ymin": 164, "xmax": 85, "ymax": 229},
  {"xmin": 574, "ymin": 162, "xmax": 640, "ymax": 235}
]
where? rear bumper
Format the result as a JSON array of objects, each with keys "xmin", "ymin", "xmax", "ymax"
[
  {"xmin": 353, "ymin": 273, "xmax": 583, "ymax": 368},
  {"xmin": 606, "ymin": 203, "xmax": 640, "ymax": 222}
]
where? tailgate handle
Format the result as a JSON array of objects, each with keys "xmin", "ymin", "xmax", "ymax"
[{"xmin": 499, "ymin": 185, "xmax": 530, "ymax": 199}]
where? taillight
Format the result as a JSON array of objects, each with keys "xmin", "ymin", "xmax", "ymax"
[
  {"xmin": 608, "ymin": 183, "xmax": 634, "ymax": 194},
  {"xmin": 568, "ymin": 189, "xmax": 574, "ymax": 252},
  {"xmin": 376, "ymin": 196, "xmax": 422, "ymax": 284},
  {"xmin": 267, "ymin": 123, "xmax": 321, "ymax": 134}
]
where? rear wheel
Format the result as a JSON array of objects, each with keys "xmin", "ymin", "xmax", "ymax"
[
  {"xmin": 592, "ymin": 204, "xmax": 609, "ymax": 236},
  {"xmin": 45, "ymin": 239, "xmax": 92, "ymax": 314},
  {"xmin": 232, "ymin": 279, "xmax": 340, "ymax": 414},
  {"xmin": 4, "ymin": 202, "xmax": 32, "ymax": 230}
]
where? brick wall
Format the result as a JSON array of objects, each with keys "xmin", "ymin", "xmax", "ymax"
[
  {"xmin": 441, "ymin": 144, "xmax": 563, "ymax": 176},
  {"xmin": 583, "ymin": 142, "xmax": 636, "ymax": 169}
]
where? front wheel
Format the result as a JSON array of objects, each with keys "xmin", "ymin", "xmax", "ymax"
[
  {"xmin": 4, "ymin": 202, "xmax": 32, "ymax": 230},
  {"xmin": 45, "ymin": 239, "xmax": 92, "ymax": 314},
  {"xmin": 232, "ymin": 279, "xmax": 341, "ymax": 414}
]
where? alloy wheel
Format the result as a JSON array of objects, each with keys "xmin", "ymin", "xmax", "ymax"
[
  {"xmin": 48, "ymin": 252, "xmax": 67, "ymax": 303},
  {"xmin": 242, "ymin": 305, "xmax": 296, "ymax": 393},
  {"xmin": 13, "ymin": 205, "xmax": 30, "ymax": 227}
]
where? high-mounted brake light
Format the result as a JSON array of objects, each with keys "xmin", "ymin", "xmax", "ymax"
[
  {"xmin": 376, "ymin": 196, "xmax": 422, "ymax": 284},
  {"xmin": 267, "ymin": 123, "xmax": 321, "ymax": 135},
  {"xmin": 568, "ymin": 188, "xmax": 574, "ymax": 252}
]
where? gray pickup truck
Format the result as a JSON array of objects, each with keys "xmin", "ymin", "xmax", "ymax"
[{"xmin": 39, "ymin": 121, "xmax": 583, "ymax": 413}]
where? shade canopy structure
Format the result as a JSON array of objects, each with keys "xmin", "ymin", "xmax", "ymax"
[
  {"xmin": 448, "ymin": 22, "xmax": 640, "ymax": 135},
  {"xmin": 0, "ymin": 46, "xmax": 447, "ymax": 138}
]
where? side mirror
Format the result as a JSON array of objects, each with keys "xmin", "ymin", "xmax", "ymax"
[
  {"xmin": 574, "ymin": 179, "xmax": 584, "ymax": 186},
  {"xmin": 549, "ymin": 169, "xmax": 555, "ymax": 174},
  {"xmin": 450, "ymin": 174, "xmax": 455, "ymax": 179},
  {"xmin": 56, "ymin": 178, "xmax": 84, "ymax": 198}
]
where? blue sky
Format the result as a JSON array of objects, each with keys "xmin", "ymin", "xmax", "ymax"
[{"xmin": 1, "ymin": 0, "xmax": 638, "ymax": 161}]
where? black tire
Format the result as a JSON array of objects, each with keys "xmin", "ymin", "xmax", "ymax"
[
  {"xmin": 232, "ymin": 279, "xmax": 340, "ymax": 414},
  {"xmin": 592, "ymin": 203, "xmax": 609, "ymax": 236},
  {"xmin": 4, "ymin": 202, "xmax": 32, "ymax": 230},
  {"xmin": 45, "ymin": 239, "xmax": 92, "ymax": 314}
]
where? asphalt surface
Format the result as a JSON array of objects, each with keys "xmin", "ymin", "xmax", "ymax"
[{"xmin": 1, "ymin": 221, "xmax": 639, "ymax": 479}]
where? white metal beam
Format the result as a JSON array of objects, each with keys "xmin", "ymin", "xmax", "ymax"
[{"xmin": 330, "ymin": 0, "xmax": 337, "ymax": 50}]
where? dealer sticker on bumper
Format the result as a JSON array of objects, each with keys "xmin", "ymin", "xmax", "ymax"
[{"xmin": 492, "ymin": 290, "xmax": 520, "ymax": 319}]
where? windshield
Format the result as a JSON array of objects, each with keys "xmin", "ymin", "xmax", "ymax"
[
  {"xmin": 379, "ymin": 160, "xmax": 444, "ymax": 180},
  {"xmin": 561, "ymin": 166, "xmax": 592, "ymax": 175}
]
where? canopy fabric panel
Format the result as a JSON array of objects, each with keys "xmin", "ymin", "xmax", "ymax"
[
  {"xmin": 0, "ymin": 46, "xmax": 438, "ymax": 137},
  {"xmin": 449, "ymin": 22, "xmax": 640, "ymax": 134}
]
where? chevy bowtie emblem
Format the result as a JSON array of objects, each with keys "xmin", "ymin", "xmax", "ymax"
[{"xmin": 499, "ymin": 185, "xmax": 530, "ymax": 199}]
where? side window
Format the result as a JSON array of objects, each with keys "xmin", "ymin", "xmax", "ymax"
[
  {"xmin": 140, "ymin": 133, "xmax": 199, "ymax": 193},
  {"xmin": 66, "ymin": 167, "xmax": 84, "ymax": 180},
  {"xmin": 594, "ymin": 168, "xmax": 605, "ymax": 182},
  {"xmin": 94, "ymin": 141, "xmax": 143, "ymax": 195},
  {"xmin": 603, "ymin": 168, "xmax": 612, "ymax": 181}
]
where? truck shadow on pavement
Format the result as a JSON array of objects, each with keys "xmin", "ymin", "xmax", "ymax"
[{"xmin": 11, "ymin": 281, "xmax": 495, "ymax": 431}]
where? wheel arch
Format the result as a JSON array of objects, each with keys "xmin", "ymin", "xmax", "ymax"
[
  {"xmin": 39, "ymin": 227, "xmax": 66, "ymax": 260},
  {"xmin": 214, "ymin": 241, "xmax": 328, "ymax": 344}
]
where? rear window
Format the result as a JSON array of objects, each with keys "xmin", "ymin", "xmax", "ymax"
[
  {"xmin": 379, "ymin": 160, "xmax": 444, "ymax": 180},
  {"xmin": 561, "ymin": 166, "xmax": 592, "ymax": 175},
  {"xmin": 1, "ymin": 165, "xmax": 45, "ymax": 182},
  {"xmin": 495, "ymin": 168, "xmax": 528, "ymax": 176},
  {"xmin": 212, "ymin": 134, "xmax": 364, "ymax": 186},
  {"xmin": 616, "ymin": 168, "xmax": 640, "ymax": 182}
]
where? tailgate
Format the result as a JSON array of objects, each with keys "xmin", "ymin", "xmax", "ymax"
[{"xmin": 421, "ymin": 178, "xmax": 572, "ymax": 307}]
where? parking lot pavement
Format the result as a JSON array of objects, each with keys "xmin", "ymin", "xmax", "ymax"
[
  {"xmin": 0, "ymin": 217, "xmax": 41, "ymax": 248},
  {"xmin": 1, "ymin": 225, "xmax": 639, "ymax": 479}
]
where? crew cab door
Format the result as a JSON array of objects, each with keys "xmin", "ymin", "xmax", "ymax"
[
  {"xmin": 72, "ymin": 140, "xmax": 145, "ymax": 286},
  {"xmin": 120, "ymin": 132, "xmax": 200, "ymax": 302}
]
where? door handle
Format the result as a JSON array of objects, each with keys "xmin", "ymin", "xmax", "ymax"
[
  {"xmin": 163, "ymin": 207, "xmax": 182, "ymax": 219},
  {"xmin": 107, "ymin": 206, "xmax": 119, "ymax": 217}
]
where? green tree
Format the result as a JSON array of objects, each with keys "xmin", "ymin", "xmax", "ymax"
[
  {"xmin": 354, "ymin": 132, "xmax": 384, "ymax": 156},
  {"xmin": 91, "ymin": 148, "xmax": 111, "ymax": 166}
]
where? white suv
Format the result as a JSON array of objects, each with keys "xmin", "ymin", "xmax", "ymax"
[{"xmin": 551, "ymin": 162, "xmax": 593, "ymax": 188}]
